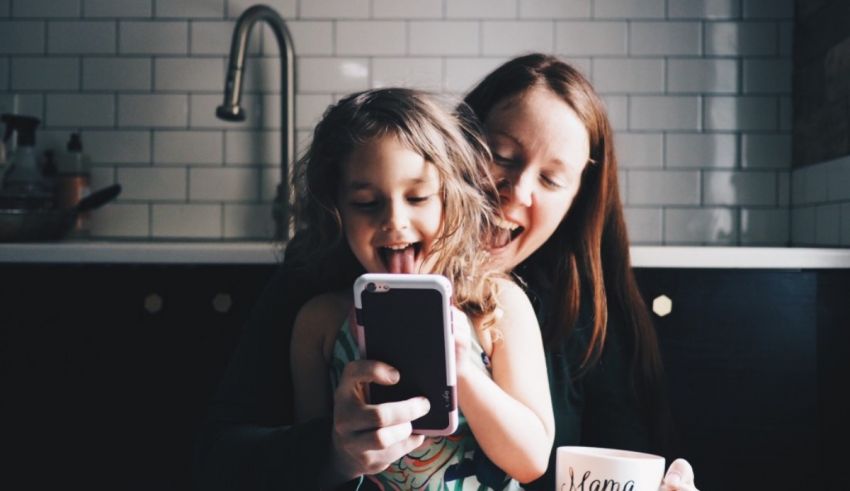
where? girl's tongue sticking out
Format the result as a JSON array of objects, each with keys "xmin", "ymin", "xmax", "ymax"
[{"xmin": 382, "ymin": 244, "xmax": 417, "ymax": 273}]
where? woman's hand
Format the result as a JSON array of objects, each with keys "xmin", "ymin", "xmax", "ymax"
[
  {"xmin": 324, "ymin": 359, "xmax": 430, "ymax": 485},
  {"xmin": 659, "ymin": 458, "xmax": 698, "ymax": 491}
]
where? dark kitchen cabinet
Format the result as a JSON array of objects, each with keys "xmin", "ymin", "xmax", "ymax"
[{"xmin": 1, "ymin": 263, "xmax": 847, "ymax": 491}]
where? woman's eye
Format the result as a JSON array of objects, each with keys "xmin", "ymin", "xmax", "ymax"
[
  {"xmin": 540, "ymin": 174, "xmax": 564, "ymax": 189},
  {"xmin": 407, "ymin": 195, "xmax": 432, "ymax": 204},
  {"xmin": 493, "ymin": 154, "xmax": 517, "ymax": 167}
]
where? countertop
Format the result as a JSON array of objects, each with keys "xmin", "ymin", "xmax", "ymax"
[{"xmin": 2, "ymin": 241, "xmax": 850, "ymax": 268}]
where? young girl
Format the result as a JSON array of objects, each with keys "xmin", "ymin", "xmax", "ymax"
[{"xmin": 288, "ymin": 88, "xmax": 554, "ymax": 490}]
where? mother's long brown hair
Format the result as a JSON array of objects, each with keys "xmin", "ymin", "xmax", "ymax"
[{"xmin": 465, "ymin": 53, "xmax": 669, "ymax": 449}]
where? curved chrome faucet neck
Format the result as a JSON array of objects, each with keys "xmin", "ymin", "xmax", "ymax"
[{"xmin": 217, "ymin": 5, "xmax": 296, "ymax": 241}]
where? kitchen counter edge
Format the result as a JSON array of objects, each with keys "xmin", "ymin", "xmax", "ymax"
[{"xmin": 2, "ymin": 242, "xmax": 850, "ymax": 269}]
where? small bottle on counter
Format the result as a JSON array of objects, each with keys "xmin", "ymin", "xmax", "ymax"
[{"xmin": 55, "ymin": 132, "xmax": 92, "ymax": 236}]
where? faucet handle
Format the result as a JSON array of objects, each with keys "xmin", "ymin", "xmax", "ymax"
[{"xmin": 216, "ymin": 104, "xmax": 246, "ymax": 122}]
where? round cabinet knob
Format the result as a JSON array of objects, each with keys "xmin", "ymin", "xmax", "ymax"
[
  {"xmin": 212, "ymin": 293, "xmax": 233, "ymax": 313},
  {"xmin": 144, "ymin": 293, "xmax": 163, "ymax": 314},
  {"xmin": 652, "ymin": 294, "xmax": 672, "ymax": 317}
]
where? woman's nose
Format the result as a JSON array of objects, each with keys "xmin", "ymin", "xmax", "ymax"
[{"xmin": 499, "ymin": 174, "xmax": 533, "ymax": 207}]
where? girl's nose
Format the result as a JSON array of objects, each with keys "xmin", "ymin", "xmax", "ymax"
[{"xmin": 381, "ymin": 200, "xmax": 409, "ymax": 231}]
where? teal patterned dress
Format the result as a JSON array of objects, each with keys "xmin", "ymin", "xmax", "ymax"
[{"xmin": 329, "ymin": 318, "xmax": 523, "ymax": 491}]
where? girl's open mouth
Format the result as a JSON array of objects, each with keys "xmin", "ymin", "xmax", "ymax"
[{"xmin": 378, "ymin": 242, "xmax": 422, "ymax": 273}]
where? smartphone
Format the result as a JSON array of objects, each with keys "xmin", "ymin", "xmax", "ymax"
[{"xmin": 352, "ymin": 273, "xmax": 458, "ymax": 436}]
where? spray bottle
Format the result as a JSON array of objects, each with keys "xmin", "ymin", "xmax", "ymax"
[{"xmin": 1, "ymin": 114, "xmax": 51, "ymax": 201}]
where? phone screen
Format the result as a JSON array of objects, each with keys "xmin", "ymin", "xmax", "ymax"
[{"xmin": 361, "ymin": 287, "xmax": 452, "ymax": 431}]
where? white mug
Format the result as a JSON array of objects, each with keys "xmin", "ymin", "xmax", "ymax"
[{"xmin": 555, "ymin": 446, "xmax": 665, "ymax": 491}]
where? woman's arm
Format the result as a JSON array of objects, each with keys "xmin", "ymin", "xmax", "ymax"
[{"xmin": 458, "ymin": 278, "xmax": 556, "ymax": 483}]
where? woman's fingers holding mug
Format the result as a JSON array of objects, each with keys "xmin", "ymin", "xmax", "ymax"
[{"xmin": 659, "ymin": 458, "xmax": 698, "ymax": 491}]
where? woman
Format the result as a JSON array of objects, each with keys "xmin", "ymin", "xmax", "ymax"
[{"xmin": 194, "ymin": 54, "xmax": 698, "ymax": 491}]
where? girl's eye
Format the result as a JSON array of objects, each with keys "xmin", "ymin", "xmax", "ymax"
[{"xmin": 350, "ymin": 200, "xmax": 378, "ymax": 209}]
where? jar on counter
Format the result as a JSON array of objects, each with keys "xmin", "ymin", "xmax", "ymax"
[{"xmin": 55, "ymin": 132, "xmax": 91, "ymax": 236}]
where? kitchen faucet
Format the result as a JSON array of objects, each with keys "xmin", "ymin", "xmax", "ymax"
[{"xmin": 217, "ymin": 4, "xmax": 295, "ymax": 241}]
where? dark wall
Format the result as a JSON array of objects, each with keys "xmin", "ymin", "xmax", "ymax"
[{"xmin": 793, "ymin": 0, "xmax": 850, "ymax": 167}]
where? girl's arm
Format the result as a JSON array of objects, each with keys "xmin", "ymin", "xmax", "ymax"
[
  {"xmin": 290, "ymin": 293, "xmax": 347, "ymax": 422},
  {"xmin": 457, "ymin": 277, "xmax": 555, "ymax": 483}
]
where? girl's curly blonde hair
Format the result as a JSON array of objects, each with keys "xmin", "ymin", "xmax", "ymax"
[{"xmin": 289, "ymin": 88, "xmax": 501, "ymax": 328}]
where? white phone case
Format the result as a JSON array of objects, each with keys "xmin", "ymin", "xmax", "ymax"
[{"xmin": 352, "ymin": 273, "xmax": 458, "ymax": 436}]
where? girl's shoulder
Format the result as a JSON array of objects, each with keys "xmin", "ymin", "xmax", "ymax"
[{"xmin": 293, "ymin": 290, "xmax": 353, "ymax": 361}]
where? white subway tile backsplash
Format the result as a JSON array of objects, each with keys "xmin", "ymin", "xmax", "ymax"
[
  {"xmin": 666, "ymin": 133, "xmax": 737, "ymax": 168},
  {"xmin": 779, "ymin": 21, "xmax": 792, "ymax": 56},
  {"xmin": 118, "ymin": 166, "xmax": 186, "ymax": 200},
  {"xmin": 825, "ymin": 158, "xmax": 850, "ymax": 201},
  {"xmin": 743, "ymin": 59, "xmax": 791, "ymax": 94},
  {"xmin": 47, "ymin": 93, "xmax": 114, "ymax": 127},
  {"xmin": 740, "ymin": 208, "xmax": 789, "ymax": 245},
  {"xmin": 119, "ymin": 94, "xmax": 188, "ymax": 127},
  {"xmin": 48, "ymin": 21, "xmax": 116, "ymax": 54},
  {"xmin": 741, "ymin": 133, "xmax": 791, "ymax": 169},
  {"xmin": 82, "ymin": 130, "xmax": 151, "ymax": 164},
  {"xmin": 0, "ymin": 58, "xmax": 8, "ymax": 90},
  {"xmin": 84, "ymin": 0, "xmax": 152, "ymax": 18},
  {"xmin": 12, "ymin": 57, "xmax": 79, "ymax": 91},
  {"xmin": 665, "ymin": 207, "xmax": 737, "ymax": 244},
  {"xmin": 300, "ymin": 0, "xmax": 369, "ymax": 19},
  {"xmin": 225, "ymin": 130, "xmax": 280, "ymax": 165},
  {"xmin": 555, "ymin": 22, "xmax": 627, "ymax": 56},
  {"xmin": 482, "ymin": 21, "xmax": 553, "ymax": 56},
  {"xmin": 152, "ymin": 203, "xmax": 221, "ymax": 237},
  {"xmin": 0, "ymin": 0, "xmax": 797, "ymax": 243},
  {"xmin": 336, "ymin": 21, "xmax": 406, "ymax": 56},
  {"xmin": 0, "ymin": 93, "xmax": 44, "ymax": 120},
  {"xmin": 520, "ymin": 0, "xmax": 590, "ymax": 19},
  {"xmin": 154, "ymin": 0, "xmax": 223, "ymax": 18},
  {"xmin": 446, "ymin": 0, "xmax": 516, "ymax": 19},
  {"xmin": 190, "ymin": 21, "xmax": 261, "ymax": 56},
  {"xmin": 295, "ymin": 94, "xmax": 332, "ymax": 130},
  {"xmin": 373, "ymin": 58, "xmax": 443, "ymax": 91},
  {"xmin": 743, "ymin": 0, "xmax": 793, "ymax": 19},
  {"xmin": 12, "ymin": 0, "xmax": 79, "ymax": 17},
  {"xmin": 778, "ymin": 170, "xmax": 790, "ymax": 207},
  {"xmin": 815, "ymin": 204, "xmax": 841, "ymax": 245},
  {"xmin": 842, "ymin": 204, "xmax": 850, "ymax": 246},
  {"xmin": 667, "ymin": 59, "xmax": 738, "ymax": 94},
  {"xmin": 154, "ymin": 57, "xmax": 224, "ymax": 91},
  {"xmin": 703, "ymin": 170, "xmax": 776, "ymax": 206},
  {"xmin": 602, "ymin": 95, "xmax": 628, "ymax": 131},
  {"xmin": 592, "ymin": 58, "xmax": 664, "ymax": 94},
  {"xmin": 624, "ymin": 207, "xmax": 663, "ymax": 243},
  {"xmin": 283, "ymin": 21, "xmax": 333, "ymax": 56},
  {"xmin": 227, "ymin": 0, "xmax": 295, "ymax": 19},
  {"xmin": 373, "ymin": 0, "xmax": 441, "ymax": 19},
  {"xmin": 627, "ymin": 170, "xmax": 701, "ymax": 205},
  {"xmin": 629, "ymin": 96, "xmax": 700, "ymax": 131},
  {"xmin": 444, "ymin": 57, "xmax": 506, "ymax": 93},
  {"xmin": 630, "ymin": 22, "xmax": 701, "ymax": 56},
  {"xmin": 668, "ymin": 0, "xmax": 740, "ymax": 19},
  {"xmin": 410, "ymin": 22, "xmax": 480, "ymax": 56},
  {"xmin": 705, "ymin": 22, "xmax": 777, "ymax": 56},
  {"xmin": 83, "ymin": 57, "xmax": 151, "ymax": 91},
  {"xmin": 88, "ymin": 203, "xmax": 150, "ymax": 237},
  {"xmin": 224, "ymin": 203, "xmax": 274, "ymax": 239},
  {"xmin": 120, "ymin": 21, "xmax": 188, "ymax": 54},
  {"xmin": 0, "ymin": 21, "xmax": 45, "ymax": 54},
  {"xmin": 297, "ymin": 57, "xmax": 368, "ymax": 93},
  {"xmin": 704, "ymin": 96, "xmax": 777, "ymax": 131},
  {"xmin": 594, "ymin": 0, "xmax": 664, "ymax": 19},
  {"xmin": 615, "ymin": 132, "xmax": 663, "ymax": 168},
  {"xmin": 791, "ymin": 206, "xmax": 816, "ymax": 245},
  {"xmin": 190, "ymin": 167, "xmax": 259, "ymax": 201},
  {"xmin": 154, "ymin": 130, "xmax": 222, "ymax": 164}
]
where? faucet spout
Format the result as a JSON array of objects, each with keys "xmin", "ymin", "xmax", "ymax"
[{"xmin": 217, "ymin": 4, "xmax": 295, "ymax": 241}]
